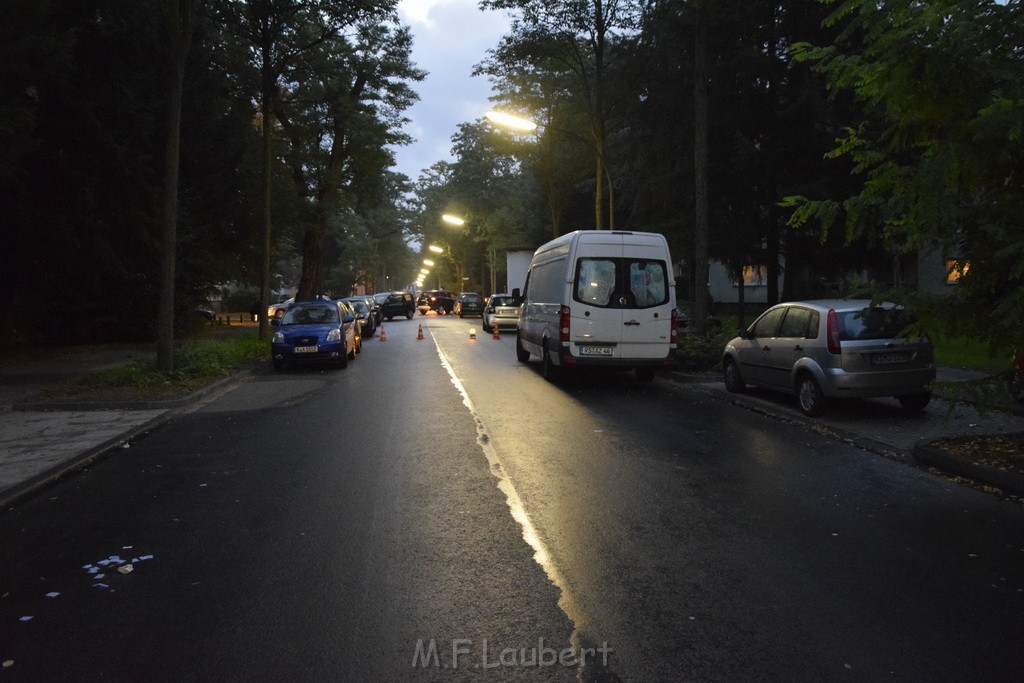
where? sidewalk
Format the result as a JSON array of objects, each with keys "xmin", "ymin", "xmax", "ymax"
[
  {"xmin": 1, "ymin": 349, "xmax": 1022, "ymax": 509},
  {"xmin": 0, "ymin": 345, "xmax": 251, "ymax": 508}
]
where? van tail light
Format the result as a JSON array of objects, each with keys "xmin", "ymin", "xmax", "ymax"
[
  {"xmin": 670, "ymin": 308, "xmax": 679, "ymax": 345},
  {"xmin": 559, "ymin": 306, "xmax": 571, "ymax": 342},
  {"xmin": 826, "ymin": 308, "xmax": 841, "ymax": 354}
]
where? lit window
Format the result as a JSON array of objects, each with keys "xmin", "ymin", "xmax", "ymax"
[
  {"xmin": 946, "ymin": 259, "xmax": 969, "ymax": 285},
  {"xmin": 735, "ymin": 265, "xmax": 767, "ymax": 286}
]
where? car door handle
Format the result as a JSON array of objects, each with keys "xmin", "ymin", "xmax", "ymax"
[
  {"xmin": 624, "ymin": 320, "xmax": 640, "ymax": 326},
  {"xmin": 793, "ymin": 345, "xmax": 803, "ymax": 352},
  {"xmin": 762, "ymin": 345, "xmax": 771, "ymax": 352}
]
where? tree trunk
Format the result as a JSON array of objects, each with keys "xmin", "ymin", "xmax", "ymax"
[
  {"xmin": 257, "ymin": 28, "xmax": 274, "ymax": 340},
  {"xmin": 156, "ymin": 0, "xmax": 194, "ymax": 372},
  {"xmin": 296, "ymin": 227, "xmax": 325, "ymax": 300},
  {"xmin": 692, "ymin": 0, "xmax": 710, "ymax": 335}
]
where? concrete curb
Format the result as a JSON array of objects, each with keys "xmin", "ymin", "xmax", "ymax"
[
  {"xmin": 913, "ymin": 438, "xmax": 1024, "ymax": 497},
  {"xmin": 0, "ymin": 369, "xmax": 258, "ymax": 510},
  {"xmin": 666, "ymin": 370, "xmax": 1023, "ymax": 495}
]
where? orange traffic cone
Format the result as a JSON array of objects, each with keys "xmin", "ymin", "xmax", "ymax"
[
  {"xmin": 417, "ymin": 324, "xmax": 424, "ymax": 340},
  {"xmin": 379, "ymin": 324, "xmax": 387, "ymax": 342},
  {"xmin": 492, "ymin": 322, "xmax": 500, "ymax": 340}
]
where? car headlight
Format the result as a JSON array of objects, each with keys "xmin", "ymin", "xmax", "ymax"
[
  {"xmin": 272, "ymin": 331, "xmax": 284, "ymax": 343},
  {"xmin": 327, "ymin": 329, "xmax": 341, "ymax": 342}
]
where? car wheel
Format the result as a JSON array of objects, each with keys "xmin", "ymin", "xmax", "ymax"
[
  {"xmin": 723, "ymin": 358, "xmax": 746, "ymax": 393},
  {"xmin": 272, "ymin": 359, "xmax": 283, "ymax": 371},
  {"xmin": 337, "ymin": 352, "xmax": 348, "ymax": 369},
  {"xmin": 406, "ymin": 311, "xmax": 414, "ymax": 320},
  {"xmin": 796, "ymin": 373, "xmax": 828, "ymax": 417},
  {"xmin": 636, "ymin": 367, "xmax": 656, "ymax": 383},
  {"xmin": 386, "ymin": 315, "xmax": 393, "ymax": 321},
  {"xmin": 516, "ymin": 332, "xmax": 530, "ymax": 363},
  {"xmin": 898, "ymin": 392, "xmax": 931, "ymax": 413},
  {"xmin": 483, "ymin": 321, "xmax": 492, "ymax": 333}
]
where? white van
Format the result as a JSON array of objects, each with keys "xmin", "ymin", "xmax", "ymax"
[{"xmin": 515, "ymin": 230, "xmax": 677, "ymax": 381}]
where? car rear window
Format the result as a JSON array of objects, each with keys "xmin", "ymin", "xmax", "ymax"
[{"xmin": 837, "ymin": 308, "xmax": 914, "ymax": 340}]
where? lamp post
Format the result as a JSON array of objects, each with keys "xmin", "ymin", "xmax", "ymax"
[{"xmin": 485, "ymin": 108, "xmax": 613, "ymax": 231}]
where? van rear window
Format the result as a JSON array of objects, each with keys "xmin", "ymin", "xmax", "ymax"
[{"xmin": 574, "ymin": 258, "xmax": 669, "ymax": 309}]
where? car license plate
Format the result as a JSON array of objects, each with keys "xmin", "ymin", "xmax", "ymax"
[
  {"xmin": 870, "ymin": 352, "xmax": 910, "ymax": 365},
  {"xmin": 579, "ymin": 345, "xmax": 613, "ymax": 356},
  {"xmin": 294, "ymin": 345, "xmax": 318, "ymax": 354}
]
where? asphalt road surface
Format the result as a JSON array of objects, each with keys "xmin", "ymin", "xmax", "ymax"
[{"xmin": 1, "ymin": 315, "xmax": 1022, "ymax": 681}]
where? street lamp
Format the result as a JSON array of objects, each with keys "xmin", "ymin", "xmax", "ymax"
[
  {"xmin": 441, "ymin": 214, "xmax": 465, "ymax": 226},
  {"xmin": 484, "ymin": 110, "xmax": 538, "ymax": 133},
  {"xmin": 429, "ymin": 244, "xmax": 444, "ymax": 254},
  {"xmin": 423, "ymin": 259, "xmax": 435, "ymax": 266}
]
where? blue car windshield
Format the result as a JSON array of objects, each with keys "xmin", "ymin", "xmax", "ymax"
[{"xmin": 282, "ymin": 306, "xmax": 339, "ymax": 325}]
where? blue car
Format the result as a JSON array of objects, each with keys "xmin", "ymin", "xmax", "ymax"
[{"xmin": 270, "ymin": 299, "xmax": 358, "ymax": 371}]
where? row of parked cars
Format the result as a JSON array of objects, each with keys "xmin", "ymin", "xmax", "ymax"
[
  {"xmin": 415, "ymin": 290, "xmax": 521, "ymax": 333},
  {"xmin": 268, "ymin": 293, "xmax": 405, "ymax": 371}
]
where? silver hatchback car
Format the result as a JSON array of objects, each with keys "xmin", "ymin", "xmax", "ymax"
[{"xmin": 722, "ymin": 300, "xmax": 935, "ymax": 416}]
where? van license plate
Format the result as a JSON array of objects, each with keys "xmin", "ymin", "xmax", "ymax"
[
  {"xmin": 870, "ymin": 352, "xmax": 909, "ymax": 365},
  {"xmin": 579, "ymin": 346, "xmax": 613, "ymax": 356},
  {"xmin": 294, "ymin": 345, "xmax": 318, "ymax": 354}
]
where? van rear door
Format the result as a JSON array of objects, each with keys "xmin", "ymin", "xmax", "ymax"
[
  {"xmin": 570, "ymin": 234, "xmax": 626, "ymax": 357},
  {"xmin": 619, "ymin": 254, "xmax": 673, "ymax": 359}
]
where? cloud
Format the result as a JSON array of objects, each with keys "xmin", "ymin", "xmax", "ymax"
[{"xmin": 393, "ymin": 0, "xmax": 510, "ymax": 182}]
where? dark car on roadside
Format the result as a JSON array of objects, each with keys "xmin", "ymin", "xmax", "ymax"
[
  {"xmin": 454, "ymin": 292, "xmax": 484, "ymax": 318},
  {"xmin": 417, "ymin": 290, "xmax": 456, "ymax": 315},
  {"xmin": 379, "ymin": 291, "xmax": 416, "ymax": 320},
  {"xmin": 342, "ymin": 297, "xmax": 376, "ymax": 337}
]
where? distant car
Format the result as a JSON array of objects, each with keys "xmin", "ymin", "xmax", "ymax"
[
  {"xmin": 342, "ymin": 297, "xmax": 376, "ymax": 337},
  {"xmin": 454, "ymin": 292, "xmax": 484, "ymax": 318},
  {"xmin": 721, "ymin": 299, "xmax": 936, "ymax": 416},
  {"xmin": 379, "ymin": 291, "xmax": 416, "ymax": 320},
  {"xmin": 337, "ymin": 299, "xmax": 363, "ymax": 353},
  {"xmin": 363, "ymin": 296, "xmax": 382, "ymax": 326},
  {"xmin": 271, "ymin": 299, "xmax": 358, "ymax": 370},
  {"xmin": 417, "ymin": 290, "xmax": 455, "ymax": 315},
  {"xmin": 482, "ymin": 293, "xmax": 520, "ymax": 333},
  {"xmin": 267, "ymin": 297, "xmax": 294, "ymax": 322}
]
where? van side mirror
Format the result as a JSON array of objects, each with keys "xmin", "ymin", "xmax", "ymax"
[
  {"xmin": 511, "ymin": 287, "xmax": 521, "ymax": 304},
  {"xmin": 738, "ymin": 329, "xmax": 752, "ymax": 339}
]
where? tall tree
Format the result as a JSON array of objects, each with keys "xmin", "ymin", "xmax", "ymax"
[
  {"xmin": 787, "ymin": 0, "xmax": 1024, "ymax": 344},
  {"xmin": 280, "ymin": 18, "xmax": 422, "ymax": 301},
  {"xmin": 156, "ymin": 0, "xmax": 195, "ymax": 372},
  {"xmin": 479, "ymin": 0, "xmax": 649, "ymax": 230}
]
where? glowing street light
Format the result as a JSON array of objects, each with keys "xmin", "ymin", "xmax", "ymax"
[
  {"xmin": 422, "ymin": 259, "xmax": 435, "ymax": 266},
  {"xmin": 485, "ymin": 110, "xmax": 538, "ymax": 133},
  {"xmin": 441, "ymin": 214, "xmax": 465, "ymax": 226},
  {"xmin": 429, "ymin": 244, "xmax": 444, "ymax": 254}
]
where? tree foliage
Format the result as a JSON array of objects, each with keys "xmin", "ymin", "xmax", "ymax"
[{"xmin": 787, "ymin": 0, "xmax": 1024, "ymax": 345}]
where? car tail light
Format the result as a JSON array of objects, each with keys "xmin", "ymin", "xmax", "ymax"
[
  {"xmin": 826, "ymin": 308, "xmax": 841, "ymax": 354},
  {"xmin": 670, "ymin": 308, "xmax": 678, "ymax": 344},
  {"xmin": 559, "ymin": 306, "xmax": 571, "ymax": 342}
]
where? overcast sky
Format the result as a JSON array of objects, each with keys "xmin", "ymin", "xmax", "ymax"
[{"xmin": 394, "ymin": 0, "xmax": 511, "ymax": 183}]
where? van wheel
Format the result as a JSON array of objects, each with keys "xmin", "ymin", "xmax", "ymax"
[
  {"xmin": 516, "ymin": 333, "xmax": 530, "ymax": 363},
  {"xmin": 636, "ymin": 367, "xmax": 656, "ymax": 383},
  {"xmin": 898, "ymin": 392, "xmax": 931, "ymax": 413},
  {"xmin": 796, "ymin": 373, "xmax": 828, "ymax": 417},
  {"xmin": 723, "ymin": 358, "xmax": 745, "ymax": 393},
  {"xmin": 541, "ymin": 345, "xmax": 560, "ymax": 381}
]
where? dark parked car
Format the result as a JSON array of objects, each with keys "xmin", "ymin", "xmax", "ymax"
[
  {"xmin": 379, "ymin": 291, "xmax": 416, "ymax": 320},
  {"xmin": 271, "ymin": 299, "xmax": 358, "ymax": 370},
  {"xmin": 342, "ymin": 297, "xmax": 376, "ymax": 337},
  {"xmin": 454, "ymin": 292, "xmax": 484, "ymax": 318},
  {"xmin": 417, "ymin": 290, "xmax": 456, "ymax": 315},
  {"xmin": 722, "ymin": 299, "xmax": 935, "ymax": 416}
]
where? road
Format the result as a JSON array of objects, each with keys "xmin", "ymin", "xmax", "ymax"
[{"xmin": 1, "ymin": 315, "xmax": 1023, "ymax": 681}]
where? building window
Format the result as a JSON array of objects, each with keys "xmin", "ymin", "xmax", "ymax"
[
  {"xmin": 735, "ymin": 265, "xmax": 767, "ymax": 286},
  {"xmin": 946, "ymin": 259, "xmax": 969, "ymax": 285}
]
